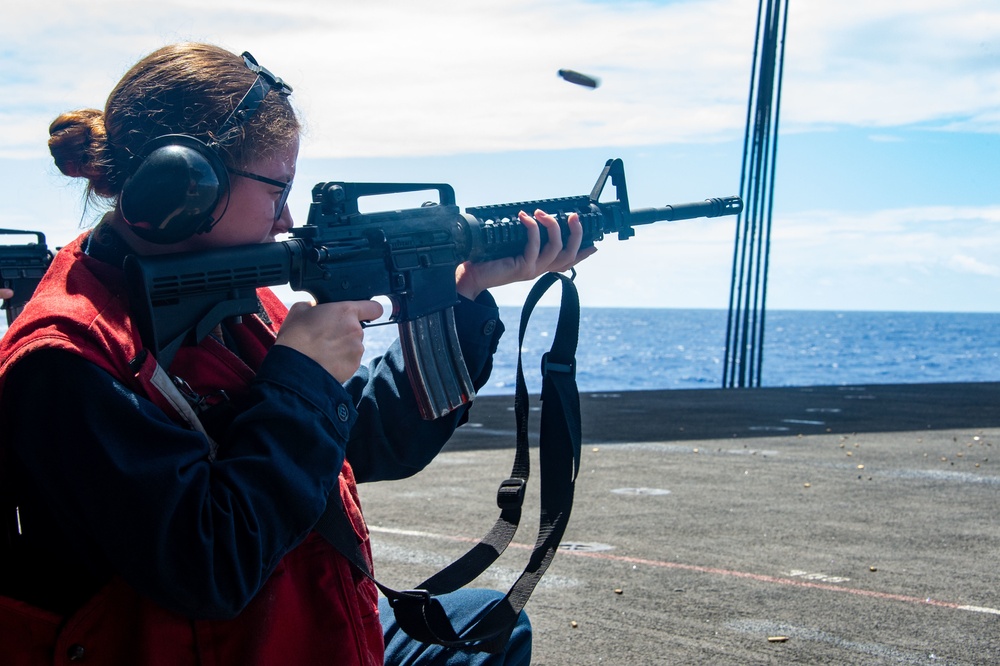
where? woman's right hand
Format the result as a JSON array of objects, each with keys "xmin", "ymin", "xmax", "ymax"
[
  {"xmin": 274, "ymin": 300, "xmax": 384, "ymax": 383},
  {"xmin": 0, "ymin": 288, "xmax": 13, "ymax": 301}
]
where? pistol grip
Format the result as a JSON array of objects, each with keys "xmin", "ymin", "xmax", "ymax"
[{"xmin": 399, "ymin": 308, "xmax": 476, "ymax": 420}]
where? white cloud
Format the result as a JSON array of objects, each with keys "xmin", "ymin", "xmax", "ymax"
[
  {"xmin": 2, "ymin": 1, "xmax": 999, "ymax": 159},
  {"xmin": 764, "ymin": 205, "xmax": 1000, "ymax": 311},
  {"xmin": 779, "ymin": 1, "xmax": 1000, "ymax": 130},
  {"xmin": 949, "ymin": 254, "xmax": 1000, "ymax": 278},
  {"xmin": 3, "ymin": 2, "xmax": 998, "ymax": 313}
]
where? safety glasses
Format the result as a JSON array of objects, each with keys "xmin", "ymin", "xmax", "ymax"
[{"xmin": 229, "ymin": 168, "xmax": 293, "ymax": 222}]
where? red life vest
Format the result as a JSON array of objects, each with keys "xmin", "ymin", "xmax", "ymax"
[{"xmin": 0, "ymin": 233, "xmax": 384, "ymax": 665}]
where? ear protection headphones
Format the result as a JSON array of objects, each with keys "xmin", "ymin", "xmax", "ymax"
[{"xmin": 119, "ymin": 52, "xmax": 292, "ymax": 244}]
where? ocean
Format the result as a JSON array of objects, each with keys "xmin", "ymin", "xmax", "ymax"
[
  {"xmin": 9, "ymin": 305, "xmax": 991, "ymax": 395},
  {"xmin": 361, "ymin": 308, "xmax": 1000, "ymax": 395}
]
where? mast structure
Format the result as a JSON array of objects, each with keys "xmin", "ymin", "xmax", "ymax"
[{"xmin": 723, "ymin": 0, "xmax": 791, "ymax": 388}]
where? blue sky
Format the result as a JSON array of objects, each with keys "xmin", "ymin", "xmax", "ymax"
[{"xmin": 1, "ymin": 0, "xmax": 998, "ymax": 312}]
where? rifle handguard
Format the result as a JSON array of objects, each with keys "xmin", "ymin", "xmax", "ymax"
[{"xmin": 398, "ymin": 307, "xmax": 476, "ymax": 420}]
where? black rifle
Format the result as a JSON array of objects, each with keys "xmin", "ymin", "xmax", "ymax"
[
  {"xmin": 124, "ymin": 158, "xmax": 742, "ymax": 419},
  {"xmin": 0, "ymin": 229, "xmax": 54, "ymax": 326}
]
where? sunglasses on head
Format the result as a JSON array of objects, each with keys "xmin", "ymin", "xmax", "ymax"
[
  {"xmin": 216, "ymin": 52, "xmax": 293, "ymax": 136},
  {"xmin": 221, "ymin": 53, "xmax": 295, "ymax": 223}
]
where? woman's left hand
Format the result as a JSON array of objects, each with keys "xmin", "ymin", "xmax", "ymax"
[{"xmin": 455, "ymin": 210, "xmax": 597, "ymax": 300}]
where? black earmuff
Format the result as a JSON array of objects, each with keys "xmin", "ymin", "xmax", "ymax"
[
  {"xmin": 119, "ymin": 134, "xmax": 230, "ymax": 244},
  {"xmin": 118, "ymin": 51, "xmax": 292, "ymax": 245}
]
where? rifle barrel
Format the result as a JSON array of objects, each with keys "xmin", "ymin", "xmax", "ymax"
[{"xmin": 630, "ymin": 196, "xmax": 743, "ymax": 226}]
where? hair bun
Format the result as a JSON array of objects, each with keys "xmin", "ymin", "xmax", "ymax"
[{"xmin": 48, "ymin": 109, "xmax": 114, "ymax": 194}]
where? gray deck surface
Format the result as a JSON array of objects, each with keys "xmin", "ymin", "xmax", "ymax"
[{"xmin": 362, "ymin": 383, "xmax": 1000, "ymax": 664}]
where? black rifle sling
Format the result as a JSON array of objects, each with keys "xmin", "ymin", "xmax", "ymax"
[{"xmin": 313, "ymin": 271, "xmax": 582, "ymax": 653}]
